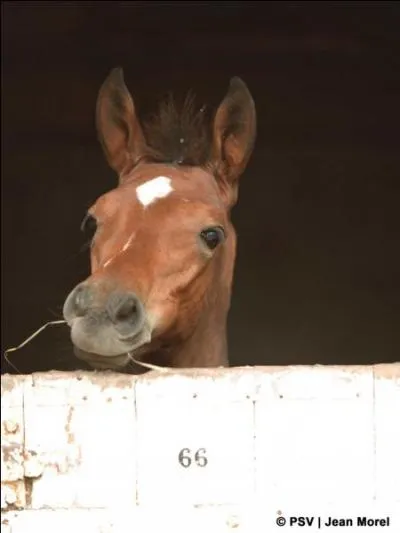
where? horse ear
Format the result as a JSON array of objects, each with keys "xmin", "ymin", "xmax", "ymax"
[
  {"xmin": 210, "ymin": 77, "xmax": 256, "ymax": 207},
  {"xmin": 96, "ymin": 68, "xmax": 147, "ymax": 178}
]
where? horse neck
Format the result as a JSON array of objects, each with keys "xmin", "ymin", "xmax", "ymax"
[{"xmin": 172, "ymin": 289, "xmax": 230, "ymax": 368}]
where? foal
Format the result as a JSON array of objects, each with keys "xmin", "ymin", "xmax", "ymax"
[{"xmin": 63, "ymin": 68, "xmax": 256, "ymax": 371}]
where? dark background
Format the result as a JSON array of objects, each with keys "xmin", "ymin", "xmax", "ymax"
[{"xmin": 2, "ymin": 1, "xmax": 399, "ymax": 374}]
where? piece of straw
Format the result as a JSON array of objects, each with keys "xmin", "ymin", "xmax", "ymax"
[
  {"xmin": 127, "ymin": 352, "xmax": 170, "ymax": 373},
  {"xmin": 4, "ymin": 320, "xmax": 67, "ymax": 372},
  {"xmin": 3, "ymin": 319, "xmax": 171, "ymax": 374}
]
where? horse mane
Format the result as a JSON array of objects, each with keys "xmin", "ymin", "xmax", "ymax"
[{"xmin": 142, "ymin": 92, "xmax": 212, "ymax": 167}]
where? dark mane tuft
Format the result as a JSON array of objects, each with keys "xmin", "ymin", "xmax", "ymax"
[{"xmin": 142, "ymin": 92, "xmax": 212, "ymax": 167}]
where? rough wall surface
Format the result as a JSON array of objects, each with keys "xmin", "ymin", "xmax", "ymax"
[{"xmin": 1, "ymin": 364, "xmax": 400, "ymax": 531}]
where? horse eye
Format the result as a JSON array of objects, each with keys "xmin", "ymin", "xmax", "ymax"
[
  {"xmin": 200, "ymin": 226, "xmax": 225, "ymax": 250},
  {"xmin": 80, "ymin": 213, "xmax": 97, "ymax": 238}
]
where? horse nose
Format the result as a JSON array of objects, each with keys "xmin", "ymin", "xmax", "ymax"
[
  {"xmin": 64, "ymin": 283, "xmax": 145, "ymax": 336},
  {"xmin": 106, "ymin": 292, "xmax": 145, "ymax": 337}
]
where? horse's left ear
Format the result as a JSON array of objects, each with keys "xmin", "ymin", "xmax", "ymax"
[{"xmin": 209, "ymin": 77, "xmax": 256, "ymax": 207}]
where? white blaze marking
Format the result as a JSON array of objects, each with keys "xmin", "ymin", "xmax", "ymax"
[
  {"xmin": 136, "ymin": 176, "xmax": 173, "ymax": 207},
  {"xmin": 102, "ymin": 232, "xmax": 136, "ymax": 269},
  {"xmin": 103, "ymin": 257, "xmax": 113, "ymax": 268},
  {"xmin": 122, "ymin": 232, "xmax": 135, "ymax": 252}
]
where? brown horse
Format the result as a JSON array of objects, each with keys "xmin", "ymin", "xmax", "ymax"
[{"xmin": 63, "ymin": 68, "xmax": 256, "ymax": 372}]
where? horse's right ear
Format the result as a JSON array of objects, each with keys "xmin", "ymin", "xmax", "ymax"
[
  {"xmin": 96, "ymin": 68, "xmax": 147, "ymax": 178},
  {"xmin": 209, "ymin": 77, "xmax": 256, "ymax": 208}
]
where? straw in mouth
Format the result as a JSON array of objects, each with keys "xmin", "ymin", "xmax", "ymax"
[{"xmin": 3, "ymin": 319, "xmax": 171, "ymax": 374}]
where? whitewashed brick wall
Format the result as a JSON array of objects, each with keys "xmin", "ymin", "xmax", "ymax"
[{"xmin": 1, "ymin": 364, "xmax": 400, "ymax": 532}]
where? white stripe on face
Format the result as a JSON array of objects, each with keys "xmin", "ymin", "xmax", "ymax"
[
  {"xmin": 102, "ymin": 232, "xmax": 136, "ymax": 269},
  {"xmin": 136, "ymin": 176, "xmax": 173, "ymax": 207},
  {"xmin": 122, "ymin": 232, "xmax": 135, "ymax": 252}
]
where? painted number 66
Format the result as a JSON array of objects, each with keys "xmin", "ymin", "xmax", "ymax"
[{"xmin": 178, "ymin": 448, "xmax": 208, "ymax": 468}]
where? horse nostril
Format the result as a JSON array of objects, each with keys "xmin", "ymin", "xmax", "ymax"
[
  {"xmin": 108, "ymin": 293, "xmax": 143, "ymax": 332},
  {"xmin": 115, "ymin": 297, "xmax": 138, "ymax": 323},
  {"xmin": 73, "ymin": 285, "xmax": 91, "ymax": 316}
]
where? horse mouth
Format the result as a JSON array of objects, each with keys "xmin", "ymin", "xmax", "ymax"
[
  {"xmin": 118, "ymin": 331, "xmax": 143, "ymax": 344},
  {"xmin": 69, "ymin": 316, "xmax": 153, "ymax": 369},
  {"xmin": 73, "ymin": 347, "xmax": 131, "ymax": 369}
]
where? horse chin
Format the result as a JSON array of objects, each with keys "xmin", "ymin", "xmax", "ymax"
[
  {"xmin": 73, "ymin": 347, "xmax": 131, "ymax": 370},
  {"xmin": 70, "ymin": 318, "xmax": 153, "ymax": 370},
  {"xmin": 73, "ymin": 341, "xmax": 154, "ymax": 371}
]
